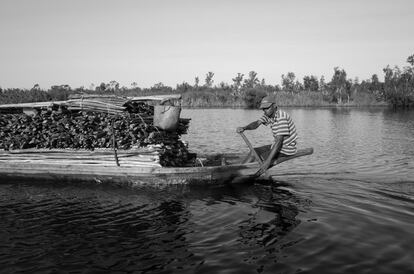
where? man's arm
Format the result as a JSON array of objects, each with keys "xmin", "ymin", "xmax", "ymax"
[
  {"xmin": 256, "ymin": 135, "xmax": 284, "ymax": 176},
  {"xmin": 236, "ymin": 120, "xmax": 261, "ymax": 133}
]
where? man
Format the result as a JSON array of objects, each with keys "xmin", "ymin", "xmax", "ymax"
[{"xmin": 236, "ymin": 95, "xmax": 298, "ymax": 175}]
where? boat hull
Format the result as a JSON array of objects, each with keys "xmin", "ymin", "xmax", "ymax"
[
  {"xmin": 0, "ymin": 162, "xmax": 257, "ymax": 186},
  {"xmin": 0, "ymin": 148, "xmax": 313, "ymax": 186}
]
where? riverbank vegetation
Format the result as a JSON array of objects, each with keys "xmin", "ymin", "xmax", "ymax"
[{"xmin": 1, "ymin": 55, "xmax": 413, "ymax": 109}]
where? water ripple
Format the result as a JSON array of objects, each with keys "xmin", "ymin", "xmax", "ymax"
[{"xmin": 1, "ymin": 108, "xmax": 414, "ymax": 273}]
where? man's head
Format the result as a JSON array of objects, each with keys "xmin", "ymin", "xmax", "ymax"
[{"xmin": 260, "ymin": 95, "xmax": 277, "ymax": 117}]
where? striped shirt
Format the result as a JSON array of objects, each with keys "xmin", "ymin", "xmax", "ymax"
[{"xmin": 259, "ymin": 110, "xmax": 298, "ymax": 155}]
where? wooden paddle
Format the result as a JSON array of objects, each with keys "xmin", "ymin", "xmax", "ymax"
[{"xmin": 238, "ymin": 132, "xmax": 263, "ymax": 165}]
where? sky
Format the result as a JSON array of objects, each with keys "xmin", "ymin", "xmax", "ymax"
[{"xmin": 0, "ymin": 0, "xmax": 413, "ymax": 89}]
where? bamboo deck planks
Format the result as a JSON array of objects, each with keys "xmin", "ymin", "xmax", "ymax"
[{"xmin": 0, "ymin": 148, "xmax": 162, "ymax": 167}]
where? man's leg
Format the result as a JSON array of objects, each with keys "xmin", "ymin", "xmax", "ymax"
[{"xmin": 255, "ymin": 145, "xmax": 271, "ymax": 161}]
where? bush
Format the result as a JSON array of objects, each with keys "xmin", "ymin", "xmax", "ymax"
[
  {"xmin": 273, "ymin": 91, "xmax": 328, "ymax": 107},
  {"xmin": 242, "ymin": 88, "xmax": 267, "ymax": 108},
  {"xmin": 351, "ymin": 92, "xmax": 378, "ymax": 106}
]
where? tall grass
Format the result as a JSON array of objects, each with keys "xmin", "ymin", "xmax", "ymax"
[
  {"xmin": 272, "ymin": 91, "xmax": 328, "ymax": 107},
  {"xmin": 271, "ymin": 91, "xmax": 384, "ymax": 107},
  {"xmin": 181, "ymin": 90, "xmax": 245, "ymax": 108}
]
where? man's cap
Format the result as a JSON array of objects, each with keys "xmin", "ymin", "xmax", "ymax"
[{"xmin": 259, "ymin": 95, "xmax": 276, "ymax": 109}]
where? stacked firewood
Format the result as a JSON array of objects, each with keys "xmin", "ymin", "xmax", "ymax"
[{"xmin": 0, "ymin": 101, "xmax": 193, "ymax": 167}]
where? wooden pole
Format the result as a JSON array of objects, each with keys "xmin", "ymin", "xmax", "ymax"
[
  {"xmin": 111, "ymin": 119, "xmax": 120, "ymax": 166},
  {"xmin": 238, "ymin": 132, "xmax": 263, "ymax": 165}
]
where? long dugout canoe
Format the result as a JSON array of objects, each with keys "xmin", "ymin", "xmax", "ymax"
[{"xmin": 0, "ymin": 148, "xmax": 313, "ymax": 186}]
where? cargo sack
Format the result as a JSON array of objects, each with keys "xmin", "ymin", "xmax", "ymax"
[{"xmin": 153, "ymin": 105, "xmax": 181, "ymax": 131}]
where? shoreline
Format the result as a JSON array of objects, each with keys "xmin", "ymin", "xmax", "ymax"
[
  {"xmin": 0, "ymin": 88, "xmax": 395, "ymax": 110},
  {"xmin": 181, "ymin": 103, "xmax": 389, "ymax": 109}
]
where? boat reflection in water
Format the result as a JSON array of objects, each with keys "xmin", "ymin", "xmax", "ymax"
[{"xmin": 0, "ymin": 178, "xmax": 306, "ymax": 273}]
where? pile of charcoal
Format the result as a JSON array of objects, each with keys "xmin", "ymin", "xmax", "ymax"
[{"xmin": 0, "ymin": 103, "xmax": 193, "ymax": 167}]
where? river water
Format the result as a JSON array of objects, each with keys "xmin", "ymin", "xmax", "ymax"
[{"xmin": 1, "ymin": 108, "xmax": 413, "ymax": 273}]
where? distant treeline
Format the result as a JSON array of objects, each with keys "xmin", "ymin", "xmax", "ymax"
[{"xmin": 1, "ymin": 54, "xmax": 413, "ymax": 108}]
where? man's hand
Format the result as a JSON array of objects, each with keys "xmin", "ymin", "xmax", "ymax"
[{"xmin": 236, "ymin": 121, "xmax": 261, "ymax": 133}]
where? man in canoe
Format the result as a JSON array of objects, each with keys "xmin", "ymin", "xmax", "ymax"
[{"xmin": 236, "ymin": 95, "xmax": 298, "ymax": 175}]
